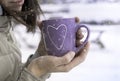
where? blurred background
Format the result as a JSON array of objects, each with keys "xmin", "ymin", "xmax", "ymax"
[{"xmin": 14, "ymin": 0, "xmax": 120, "ymax": 81}]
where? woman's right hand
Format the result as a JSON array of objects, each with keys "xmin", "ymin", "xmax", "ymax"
[
  {"xmin": 27, "ymin": 51, "xmax": 75, "ymax": 77},
  {"xmin": 27, "ymin": 42, "xmax": 89, "ymax": 78}
]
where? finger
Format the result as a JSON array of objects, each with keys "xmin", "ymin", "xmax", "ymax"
[
  {"xmin": 76, "ymin": 29, "xmax": 84, "ymax": 47},
  {"xmin": 66, "ymin": 42, "xmax": 90, "ymax": 69},
  {"xmin": 37, "ymin": 21, "xmax": 43, "ymax": 30},
  {"xmin": 53, "ymin": 63, "xmax": 71, "ymax": 72},
  {"xmin": 54, "ymin": 51, "xmax": 75, "ymax": 66},
  {"xmin": 75, "ymin": 17, "xmax": 80, "ymax": 23},
  {"xmin": 76, "ymin": 40, "xmax": 83, "ymax": 47},
  {"xmin": 75, "ymin": 41, "xmax": 90, "ymax": 58},
  {"xmin": 76, "ymin": 29, "xmax": 84, "ymax": 40}
]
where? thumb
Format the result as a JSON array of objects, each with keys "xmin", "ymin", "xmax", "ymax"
[{"xmin": 37, "ymin": 21, "xmax": 43, "ymax": 30}]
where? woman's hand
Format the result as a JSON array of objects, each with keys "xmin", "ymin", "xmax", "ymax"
[
  {"xmin": 27, "ymin": 42, "xmax": 90, "ymax": 77},
  {"xmin": 34, "ymin": 20, "xmax": 48, "ymax": 56},
  {"xmin": 27, "ymin": 51, "xmax": 75, "ymax": 77}
]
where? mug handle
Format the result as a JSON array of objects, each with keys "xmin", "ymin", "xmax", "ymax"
[{"xmin": 74, "ymin": 24, "xmax": 90, "ymax": 53}]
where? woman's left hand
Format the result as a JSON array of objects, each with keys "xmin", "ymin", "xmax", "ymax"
[{"xmin": 67, "ymin": 17, "xmax": 90, "ymax": 68}]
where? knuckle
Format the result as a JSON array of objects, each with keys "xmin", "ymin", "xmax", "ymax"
[
  {"xmin": 52, "ymin": 62, "xmax": 57, "ymax": 67},
  {"xmin": 64, "ymin": 67, "xmax": 71, "ymax": 72},
  {"xmin": 80, "ymin": 56, "xmax": 86, "ymax": 62},
  {"xmin": 63, "ymin": 56, "xmax": 71, "ymax": 63}
]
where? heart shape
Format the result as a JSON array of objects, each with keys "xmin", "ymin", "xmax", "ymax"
[{"xmin": 47, "ymin": 24, "xmax": 67, "ymax": 50}]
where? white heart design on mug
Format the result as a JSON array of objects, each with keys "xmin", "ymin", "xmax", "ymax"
[{"xmin": 47, "ymin": 24, "xmax": 67, "ymax": 50}]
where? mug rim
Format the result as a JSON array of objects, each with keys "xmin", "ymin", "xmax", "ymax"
[{"xmin": 42, "ymin": 18, "xmax": 75, "ymax": 22}]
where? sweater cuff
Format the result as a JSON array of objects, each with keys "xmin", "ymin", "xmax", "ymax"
[{"xmin": 19, "ymin": 68, "xmax": 50, "ymax": 81}]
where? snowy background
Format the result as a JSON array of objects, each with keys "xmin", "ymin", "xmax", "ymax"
[{"xmin": 14, "ymin": 1, "xmax": 120, "ymax": 81}]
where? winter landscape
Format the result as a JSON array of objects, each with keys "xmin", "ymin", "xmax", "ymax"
[{"xmin": 14, "ymin": 1, "xmax": 120, "ymax": 81}]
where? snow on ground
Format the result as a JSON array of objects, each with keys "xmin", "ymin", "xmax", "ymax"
[
  {"xmin": 69, "ymin": 2, "xmax": 120, "ymax": 21},
  {"xmin": 40, "ymin": 2, "xmax": 120, "ymax": 22}
]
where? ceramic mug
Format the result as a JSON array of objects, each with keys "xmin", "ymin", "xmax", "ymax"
[{"xmin": 42, "ymin": 18, "xmax": 90, "ymax": 56}]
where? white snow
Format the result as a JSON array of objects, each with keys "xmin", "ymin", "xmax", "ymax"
[
  {"xmin": 40, "ymin": 2, "xmax": 120, "ymax": 22},
  {"xmin": 69, "ymin": 3, "xmax": 120, "ymax": 22}
]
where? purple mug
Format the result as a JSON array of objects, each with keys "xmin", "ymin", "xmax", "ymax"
[{"xmin": 42, "ymin": 18, "xmax": 90, "ymax": 57}]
